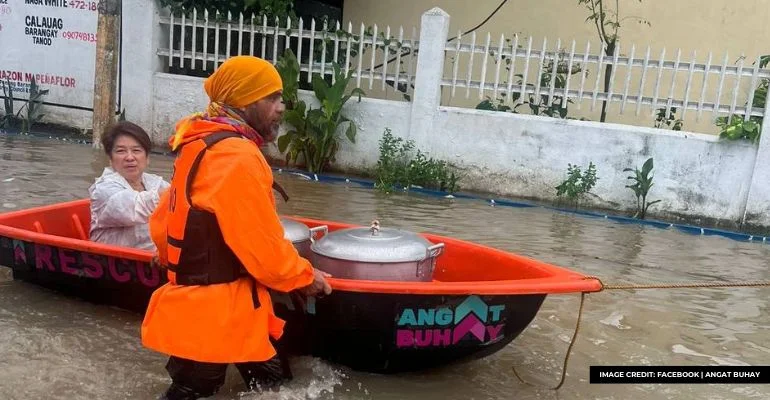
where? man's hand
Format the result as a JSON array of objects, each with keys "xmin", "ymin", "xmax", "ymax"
[{"xmin": 300, "ymin": 268, "xmax": 332, "ymax": 297}]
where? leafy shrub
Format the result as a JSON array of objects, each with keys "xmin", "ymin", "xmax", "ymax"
[
  {"xmin": 654, "ymin": 107, "xmax": 683, "ymax": 131},
  {"xmin": 158, "ymin": 0, "xmax": 293, "ymax": 19},
  {"xmin": 375, "ymin": 128, "xmax": 459, "ymax": 194},
  {"xmin": 275, "ymin": 49, "xmax": 364, "ymax": 174},
  {"xmin": 1, "ymin": 77, "xmax": 48, "ymax": 134},
  {"xmin": 715, "ymin": 55, "xmax": 769, "ymax": 143},
  {"xmin": 555, "ymin": 162, "xmax": 598, "ymax": 206},
  {"xmin": 624, "ymin": 157, "xmax": 660, "ymax": 219}
]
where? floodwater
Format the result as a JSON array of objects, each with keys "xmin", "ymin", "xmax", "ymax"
[{"xmin": 1, "ymin": 133, "xmax": 769, "ymax": 400}]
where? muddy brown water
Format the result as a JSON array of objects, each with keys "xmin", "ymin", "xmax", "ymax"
[{"xmin": 1, "ymin": 133, "xmax": 769, "ymax": 400}]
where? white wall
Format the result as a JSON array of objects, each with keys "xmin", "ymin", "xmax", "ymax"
[
  {"xmin": 152, "ymin": 73, "xmax": 208, "ymax": 145},
  {"xmin": 120, "ymin": 0, "xmax": 167, "ymax": 134},
  {"xmin": 743, "ymin": 107, "xmax": 770, "ymax": 229},
  {"xmin": 152, "ymin": 72, "xmax": 411, "ymax": 169},
  {"xmin": 151, "ymin": 72, "xmax": 760, "ymax": 226},
  {"xmin": 429, "ymin": 107, "xmax": 757, "ymax": 221}
]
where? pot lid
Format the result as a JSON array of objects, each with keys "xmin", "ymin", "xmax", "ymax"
[
  {"xmin": 281, "ymin": 218, "xmax": 310, "ymax": 243},
  {"xmin": 311, "ymin": 220, "xmax": 437, "ymax": 263}
]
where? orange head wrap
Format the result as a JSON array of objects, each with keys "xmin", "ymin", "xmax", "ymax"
[
  {"xmin": 170, "ymin": 56, "xmax": 283, "ymax": 151},
  {"xmin": 203, "ymin": 55, "xmax": 283, "ymax": 108}
]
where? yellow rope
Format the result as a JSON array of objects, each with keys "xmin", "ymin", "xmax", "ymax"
[
  {"xmin": 512, "ymin": 291, "xmax": 586, "ymax": 391},
  {"xmin": 511, "ymin": 278, "xmax": 770, "ymax": 390},
  {"xmin": 584, "ymin": 276, "xmax": 770, "ymax": 290}
]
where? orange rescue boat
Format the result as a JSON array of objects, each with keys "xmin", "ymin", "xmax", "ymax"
[{"xmin": 0, "ymin": 199, "xmax": 601, "ymax": 373}]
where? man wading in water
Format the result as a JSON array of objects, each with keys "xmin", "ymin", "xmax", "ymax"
[{"xmin": 142, "ymin": 55, "xmax": 332, "ymax": 400}]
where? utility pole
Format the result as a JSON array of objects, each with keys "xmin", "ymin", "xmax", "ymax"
[{"xmin": 92, "ymin": 0, "xmax": 121, "ymax": 149}]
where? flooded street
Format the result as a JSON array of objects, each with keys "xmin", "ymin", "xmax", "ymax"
[{"xmin": 1, "ymin": 133, "xmax": 769, "ymax": 400}]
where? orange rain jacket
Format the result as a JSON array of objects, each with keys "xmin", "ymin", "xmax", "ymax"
[{"xmin": 141, "ymin": 119, "xmax": 315, "ymax": 363}]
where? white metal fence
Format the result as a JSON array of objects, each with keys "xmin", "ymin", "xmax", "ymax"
[
  {"xmin": 157, "ymin": 9, "xmax": 419, "ymax": 100},
  {"xmin": 157, "ymin": 8, "xmax": 770, "ymax": 130},
  {"xmin": 443, "ymin": 32, "xmax": 770, "ymax": 124}
]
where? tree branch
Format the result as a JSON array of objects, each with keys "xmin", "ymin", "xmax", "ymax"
[
  {"xmin": 597, "ymin": 0, "xmax": 609, "ymax": 50},
  {"xmin": 588, "ymin": 0, "xmax": 604, "ymax": 47},
  {"xmin": 619, "ymin": 15, "xmax": 649, "ymax": 24},
  {"xmin": 613, "ymin": 0, "xmax": 620, "ymax": 40}
]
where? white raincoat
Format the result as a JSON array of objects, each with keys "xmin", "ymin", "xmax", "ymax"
[{"xmin": 88, "ymin": 167, "xmax": 170, "ymax": 251}]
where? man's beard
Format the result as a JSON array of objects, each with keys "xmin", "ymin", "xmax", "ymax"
[{"xmin": 255, "ymin": 122, "xmax": 278, "ymax": 142}]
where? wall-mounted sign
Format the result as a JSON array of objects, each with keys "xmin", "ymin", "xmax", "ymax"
[{"xmin": 0, "ymin": 0, "xmax": 101, "ymax": 111}]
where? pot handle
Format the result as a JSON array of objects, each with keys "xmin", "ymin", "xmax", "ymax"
[
  {"xmin": 426, "ymin": 243, "xmax": 445, "ymax": 258},
  {"xmin": 309, "ymin": 225, "xmax": 328, "ymax": 242},
  {"xmin": 416, "ymin": 243, "xmax": 445, "ymax": 277}
]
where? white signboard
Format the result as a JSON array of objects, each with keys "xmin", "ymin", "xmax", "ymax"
[{"xmin": 0, "ymin": 0, "xmax": 101, "ymax": 111}]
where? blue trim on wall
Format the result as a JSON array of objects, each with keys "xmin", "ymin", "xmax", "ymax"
[
  {"xmin": 272, "ymin": 166, "xmax": 769, "ymax": 244},
  {"xmin": 3, "ymin": 130, "xmax": 767, "ymax": 244}
]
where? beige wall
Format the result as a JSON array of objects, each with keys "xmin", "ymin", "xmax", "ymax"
[{"xmin": 341, "ymin": 0, "xmax": 770, "ymax": 134}]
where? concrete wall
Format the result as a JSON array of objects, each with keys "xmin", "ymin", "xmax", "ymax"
[
  {"xmin": 742, "ymin": 101, "xmax": 770, "ymax": 229},
  {"xmin": 429, "ymin": 107, "xmax": 757, "ymax": 222},
  {"xmin": 151, "ymin": 71, "xmax": 760, "ymax": 228},
  {"xmin": 120, "ymin": 1, "xmax": 168, "ymax": 135},
  {"xmin": 152, "ymin": 72, "xmax": 410, "ymax": 171}
]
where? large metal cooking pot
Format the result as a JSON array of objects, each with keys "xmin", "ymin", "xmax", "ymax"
[
  {"xmin": 281, "ymin": 218, "xmax": 328, "ymax": 259},
  {"xmin": 310, "ymin": 220, "xmax": 444, "ymax": 282}
]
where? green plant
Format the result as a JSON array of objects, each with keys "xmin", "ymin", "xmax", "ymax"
[
  {"xmin": 1, "ymin": 78, "xmax": 15, "ymax": 129},
  {"xmin": 654, "ymin": 106, "xmax": 683, "ymax": 130},
  {"xmin": 476, "ymin": 97, "xmax": 512, "ymax": 112},
  {"xmin": 276, "ymin": 49, "xmax": 364, "ymax": 174},
  {"xmin": 276, "ymin": 49, "xmax": 300, "ymax": 110},
  {"xmin": 578, "ymin": 0, "xmax": 650, "ymax": 122},
  {"xmin": 555, "ymin": 161, "xmax": 598, "ymax": 206},
  {"xmin": 716, "ymin": 115, "xmax": 760, "ymax": 143},
  {"xmin": 476, "ymin": 48, "xmax": 584, "ymax": 119},
  {"xmin": 715, "ymin": 54, "xmax": 768, "ymax": 144},
  {"xmin": 375, "ymin": 128, "xmax": 414, "ymax": 193},
  {"xmin": 19, "ymin": 78, "xmax": 48, "ymax": 134},
  {"xmin": 623, "ymin": 157, "xmax": 660, "ymax": 219},
  {"xmin": 406, "ymin": 150, "xmax": 459, "ymax": 192},
  {"xmin": 158, "ymin": 0, "xmax": 294, "ymax": 19},
  {"xmin": 275, "ymin": 49, "xmax": 312, "ymax": 167},
  {"xmin": 1, "ymin": 77, "xmax": 48, "ymax": 133},
  {"xmin": 375, "ymin": 128, "xmax": 459, "ymax": 194}
]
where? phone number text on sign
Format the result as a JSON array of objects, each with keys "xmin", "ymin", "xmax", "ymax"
[
  {"xmin": 62, "ymin": 30, "xmax": 96, "ymax": 43},
  {"xmin": 70, "ymin": 1, "xmax": 97, "ymax": 11}
]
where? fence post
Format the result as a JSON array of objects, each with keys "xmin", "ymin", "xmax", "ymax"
[
  {"xmin": 741, "ymin": 99, "xmax": 770, "ymax": 231},
  {"xmin": 408, "ymin": 7, "xmax": 450, "ymax": 141}
]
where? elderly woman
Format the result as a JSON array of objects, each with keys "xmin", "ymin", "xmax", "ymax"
[{"xmin": 89, "ymin": 121, "xmax": 170, "ymax": 251}]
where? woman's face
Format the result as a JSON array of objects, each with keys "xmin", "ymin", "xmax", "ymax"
[{"xmin": 109, "ymin": 134, "xmax": 148, "ymax": 184}]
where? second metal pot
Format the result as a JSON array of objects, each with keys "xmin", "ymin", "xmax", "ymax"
[{"xmin": 281, "ymin": 217, "xmax": 328, "ymax": 260}]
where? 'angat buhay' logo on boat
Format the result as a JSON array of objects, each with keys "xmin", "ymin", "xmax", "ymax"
[{"xmin": 396, "ymin": 295, "xmax": 505, "ymax": 348}]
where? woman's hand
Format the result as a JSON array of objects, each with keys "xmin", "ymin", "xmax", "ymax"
[{"xmin": 150, "ymin": 255, "xmax": 165, "ymax": 269}]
